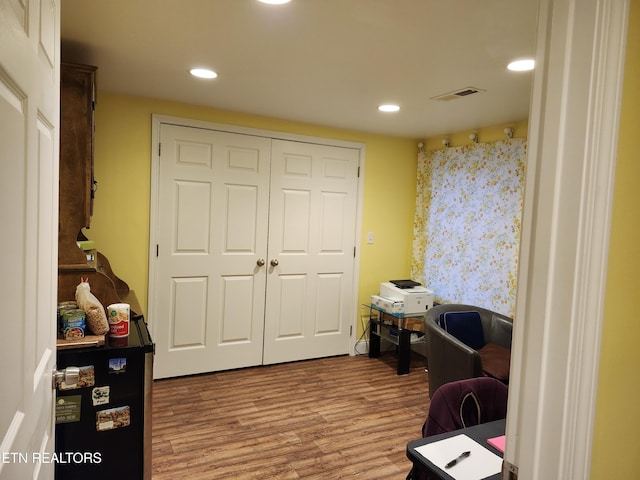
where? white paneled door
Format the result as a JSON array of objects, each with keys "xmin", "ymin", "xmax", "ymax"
[
  {"xmin": 152, "ymin": 123, "xmax": 359, "ymax": 379},
  {"xmin": 154, "ymin": 125, "xmax": 271, "ymax": 378},
  {"xmin": 0, "ymin": 0, "xmax": 60, "ymax": 478},
  {"xmin": 263, "ymin": 140, "xmax": 359, "ymax": 365}
]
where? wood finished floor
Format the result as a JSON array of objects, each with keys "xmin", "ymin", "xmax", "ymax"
[{"xmin": 152, "ymin": 351, "xmax": 429, "ymax": 479}]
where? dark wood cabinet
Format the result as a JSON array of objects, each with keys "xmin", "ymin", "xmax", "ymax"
[
  {"xmin": 57, "ymin": 62, "xmax": 140, "ymax": 314},
  {"xmin": 58, "ymin": 62, "xmax": 97, "ymax": 268}
]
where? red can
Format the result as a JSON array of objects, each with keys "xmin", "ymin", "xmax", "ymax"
[{"xmin": 107, "ymin": 303, "xmax": 130, "ymax": 337}]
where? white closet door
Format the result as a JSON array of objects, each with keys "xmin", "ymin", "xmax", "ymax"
[
  {"xmin": 154, "ymin": 124, "xmax": 271, "ymax": 378},
  {"xmin": 263, "ymin": 139, "xmax": 359, "ymax": 365}
]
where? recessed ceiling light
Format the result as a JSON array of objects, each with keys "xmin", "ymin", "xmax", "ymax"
[
  {"xmin": 507, "ymin": 59, "xmax": 535, "ymax": 72},
  {"xmin": 378, "ymin": 104, "xmax": 400, "ymax": 113},
  {"xmin": 257, "ymin": 0, "xmax": 291, "ymax": 4},
  {"xmin": 190, "ymin": 68, "xmax": 218, "ymax": 79}
]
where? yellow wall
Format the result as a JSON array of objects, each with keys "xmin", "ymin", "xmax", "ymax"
[
  {"xmin": 591, "ymin": 2, "xmax": 640, "ymax": 478},
  {"xmin": 90, "ymin": 94, "xmax": 418, "ymax": 337}
]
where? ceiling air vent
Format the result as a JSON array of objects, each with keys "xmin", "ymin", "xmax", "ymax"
[{"xmin": 430, "ymin": 86, "xmax": 486, "ymax": 102}]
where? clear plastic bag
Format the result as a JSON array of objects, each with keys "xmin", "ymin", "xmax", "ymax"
[{"xmin": 75, "ymin": 278, "xmax": 109, "ymax": 335}]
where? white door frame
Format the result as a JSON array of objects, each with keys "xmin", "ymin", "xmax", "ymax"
[
  {"xmin": 148, "ymin": 114, "xmax": 366, "ymax": 365},
  {"xmin": 505, "ymin": 0, "xmax": 629, "ymax": 478}
]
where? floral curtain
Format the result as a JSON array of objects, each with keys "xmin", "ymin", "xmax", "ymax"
[{"xmin": 410, "ymin": 139, "xmax": 527, "ymax": 317}]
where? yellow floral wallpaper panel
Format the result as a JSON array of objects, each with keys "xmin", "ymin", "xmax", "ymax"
[{"xmin": 411, "ymin": 139, "xmax": 527, "ymax": 317}]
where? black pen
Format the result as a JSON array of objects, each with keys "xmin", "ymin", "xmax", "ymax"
[{"xmin": 445, "ymin": 450, "xmax": 471, "ymax": 469}]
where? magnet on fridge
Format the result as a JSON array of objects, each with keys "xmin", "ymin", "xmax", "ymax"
[
  {"xmin": 108, "ymin": 357, "xmax": 127, "ymax": 374},
  {"xmin": 59, "ymin": 365, "xmax": 95, "ymax": 390},
  {"xmin": 96, "ymin": 405, "xmax": 131, "ymax": 432},
  {"xmin": 56, "ymin": 395, "xmax": 82, "ymax": 424},
  {"xmin": 92, "ymin": 386, "xmax": 110, "ymax": 406}
]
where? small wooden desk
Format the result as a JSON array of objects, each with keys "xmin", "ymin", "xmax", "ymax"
[{"xmin": 406, "ymin": 419, "xmax": 505, "ymax": 480}]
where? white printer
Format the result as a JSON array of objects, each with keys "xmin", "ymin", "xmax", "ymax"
[{"xmin": 379, "ymin": 282, "xmax": 433, "ymax": 315}]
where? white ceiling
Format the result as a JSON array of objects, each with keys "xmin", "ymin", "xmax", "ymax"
[{"xmin": 60, "ymin": 0, "xmax": 539, "ymax": 139}]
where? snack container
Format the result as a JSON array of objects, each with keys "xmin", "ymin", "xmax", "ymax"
[
  {"xmin": 61, "ymin": 309, "xmax": 86, "ymax": 340},
  {"xmin": 107, "ymin": 303, "xmax": 130, "ymax": 337}
]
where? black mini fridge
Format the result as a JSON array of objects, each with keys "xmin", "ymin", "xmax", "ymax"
[{"xmin": 55, "ymin": 316, "xmax": 154, "ymax": 480}]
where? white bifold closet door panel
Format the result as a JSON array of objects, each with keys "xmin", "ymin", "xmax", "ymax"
[
  {"xmin": 153, "ymin": 124, "xmax": 359, "ymax": 379},
  {"xmin": 154, "ymin": 125, "xmax": 271, "ymax": 378},
  {"xmin": 263, "ymin": 140, "xmax": 358, "ymax": 365}
]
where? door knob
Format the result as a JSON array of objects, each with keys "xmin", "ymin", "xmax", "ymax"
[
  {"xmin": 53, "ymin": 366, "xmax": 80, "ymax": 389},
  {"xmin": 270, "ymin": 259, "xmax": 279, "ymax": 267},
  {"xmin": 256, "ymin": 258, "xmax": 265, "ymax": 267}
]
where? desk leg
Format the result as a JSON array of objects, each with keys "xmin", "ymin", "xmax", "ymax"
[
  {"xmin": 397, "ymin": 329, "xmax": 411, "ymax": 375},
  {"xmin": 368, "ymin": 320, "xmax": 380, "ymax": 358}
]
